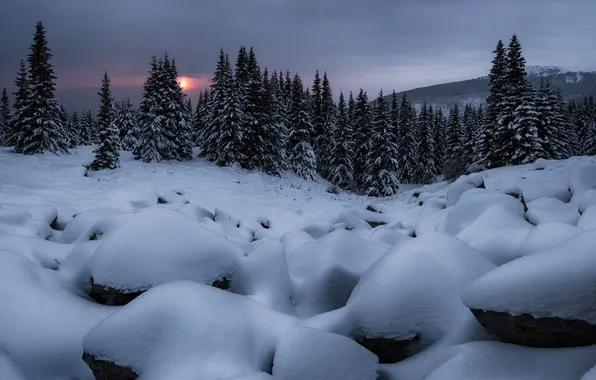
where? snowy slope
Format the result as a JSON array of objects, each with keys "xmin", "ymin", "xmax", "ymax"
[{"xmin": 1, "ymin": 147, "xmax": 596, "ymax": 379}]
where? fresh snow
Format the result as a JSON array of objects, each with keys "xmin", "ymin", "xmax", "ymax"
[{"xmin": 2, "ymin": 147, "xmax": 596, "ymax": 379}]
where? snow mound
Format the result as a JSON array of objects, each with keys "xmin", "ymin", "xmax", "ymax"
[
  {"xmin": 272, "ymin": 326, "xmax": 378, "ymax": 380},
  {"xmin": 456, "ymin": 204, "xmax": 532, "ymax": 244},
  {"xmin": 0, "ymin": 208, "xmax": 53, "ymax": 239},
  {"xmin": 579, "ymin": 189, "xmax": 596, "ymax": 214},
  {"xmin": 0, "ymin": 250, "xmax": 111, "ymax": 380},
  {"xmin": 425, "ymin": 341, "xmax": 596, "ymax": 380},
  {"xmin": 89, "ymin": 207, "xmax": 246, "ymax": 293},
  {"xmin": 582, "ymin": 364, "xmax": 596, "ymax": 380},
  {"xmin": 468, "ymin": 228, "xmax": 531, "ymax": 266},
  {"xmin": 302, "ymin": 220, "xmax": 335, "ymax": 239},
  {"xmin": 519, "ymin": 222, "xmax": 582, "ymax": 256},
  {"xmin": 0, "ymin": 235, "xmax": 71, "ymax": 269},
  {"xmin": 307, "ymin": 232, "xmax": 495, "ymax": 352},
  {"xmin": 368, "ymin": 226, "xmax": 413, "ymax": 246},
  {"xmin": 568, "ymin": 163, "xmax": 596, "ymax": 202},
  {"xmin": 525, "ymin": 199, "xmax": 580, "ymax": 225},
  {"xmin": 288, "ymin": 229, "xmax": 389, "ymax": 318},
  {"xmin": 463, "ymin": 230, "xmax": 596, "ymax": 323},
  {"xmin": 578, "ymin": 204, "xmax": 596, "ymax": 230},
  {"xmin": 83, "ymin": 281, "xmax": 297, "ymax": 379},
  {"xmin": 244, "ymin": 238, "xmax": 295, "ymax": 315},
  {"xmin": 281, "ymin": 230, "xmax": 314, "ymax": 258},
  {"xmin": 445, "ymin": 191, "xmax": 524, "ymax": 236},
  {"xmin": 0, "ymin": 353, "xmax": 28, "ymax": 380},
  {"xmin": 60, "ymin": 208, "xmax": 122, "ymax": 243}
]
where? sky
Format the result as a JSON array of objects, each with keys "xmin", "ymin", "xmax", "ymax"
[{"xmin": 1, "ymin": 0, "xmax": 595, "ymax": 112}]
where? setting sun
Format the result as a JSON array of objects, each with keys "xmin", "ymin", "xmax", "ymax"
[{"xmin": 178, "ymin": 76, "xmax": 190, "ymax": 90}]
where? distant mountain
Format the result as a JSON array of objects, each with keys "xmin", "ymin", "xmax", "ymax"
[{"xmin": 385, "ymin": 65, "xmax": 596, "ymax": 112}]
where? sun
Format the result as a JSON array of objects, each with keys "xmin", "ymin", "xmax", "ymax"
[{"xmin": 178, "ymin": 76, "xmax": 191, "ymax": 90}]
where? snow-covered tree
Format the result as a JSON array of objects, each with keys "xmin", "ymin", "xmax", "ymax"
[
  {"xmin": 509, "ymin": 87, "xmax": 545, "ymax": 164},
  {"xmin": 317, "ymin": 72, "xmax": 336, "ymax": 178},
  {"xmin": 433, "ymin": 108, "xmax": 447, "ymax": 174},
  {"xmin": 352, "ymin": 89, "xmax": 371, "ymax": 189},
  {"xmin": 413, "ymin": 102, "xmax": 436, "ymax": 184},
  {"xmin": 69, "ymin": 111, "xmax": 81, "ymax": 147},
  {"xmin": 461, "ymin": 104, "xmax": 477, "ymax": 165},
  {"xmin": 328, "ymin": 92, "xmax": 354, "ymax": 190},
  {"xmin": 0, "ymin": 88, "xmax": 11, "ymax": 146},
  {"xmin": 19, "ymin": 22, "xmax": 69, "ymax": 155},
  {"xmin": 7, "ymin": 59, "xmax": 30, "ymax": 151},
  {"xmin": 443, "ymin": 102, "xmax": 466, "ymax": 179},
  {"xmin": 88, "ymin": 71, "xmax": 120, "ymax": 171},
  {"xmin": 287, "ymin": 74, "xmax": 317, "ymax": 180},
  {"xmin": 136, "ymin": 56, "xmax": 164, "ymax": 163},
  {"xmin": 114, "ymin": 98, "xmax": 139, "ymax": 151},
  {"xmin": 362, "ymin": 91, "xmax": 400, "ymax": 196},
  {"xmin": 396, "ymin": 94, "xmax": 416, "ymax": 183},
  {"xmin": 79, "ymin": 110, "xmax": 97, "ymax": 146},
  {"xmin": 483, "ymin": 39, "xmax": 508, "ymax": 168}
]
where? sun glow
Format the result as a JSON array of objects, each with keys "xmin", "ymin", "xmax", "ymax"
[{"xmin": 178, "ymin": 76, "xmax": 191, "ymax": 91}]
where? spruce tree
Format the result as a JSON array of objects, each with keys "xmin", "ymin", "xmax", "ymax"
[
  {"xmin": 162, "ymin": 58, "xmax": 193, "ymax": 161},
  {"xmin": 136, "ymin": 56, "xmax": 164, "ymax": 162},
  {"xmin": 316, "ymin": 72, "xmax": 337, "ymax": 178},
  {"xmin": 413, "ymin": 102, "xmax": 436, "ymax": 184},
  {"xmin": 69, "ymin": 111, "xmax": 81, "ymax": 148},
  {"xmin": 19, "ymin": 21, "xmax": 69, "ymax": 155},
  {"xmin": 473, "ymin": 105, "xmax": 485, "ymax": 163},
  {"xmin": 433, "ymin": 108, "xmax": 447, "ymax": 174},
  {"xmin": 235, "ymin": 45, "xmax": 250, "ymax": 106},
  {"xmin": 352, "ymin": 89, "xmax": 372, "ymax": 189},
  {"xmin": 7, "ymin": 59, "xmax": 31, "ymax": 151},
  {"xmin": 328, "ymin": 92, "xmax": 354, "ymax": 189},
  {"xmin": 89, "ymin": 71, "xmax": 120, "ymax": 170},
  {"xmin": 193, "ymin": 89, "xmax": 211, "ymax": 147},
  {"xmin": 271, "ymin": 70, "xmax": 290, "ymax": 169},
  {"xmin": 396, "ymin": 94, "xmax": 416, "ymax": 183},
  {"xmin": 0, "ymin": 88, "xmax": 11, "ymax": 146},
  {"xmin": 444, "ymin": 102, "xmax": 465, "ymax": 178},
  {"xmin": 79, "ymin": 110, "xmax": 97, "ymax": 146},
  {"xmin": 390, "ymin": 91, "xmax": 399, "ymax": 145},
  {"xmin": 310, "ymin": 70, "xmax": 325, "ymax": 163},
  {"xmin": 114, "ymin": 98, "xmax": 139, "ymax": 151},
  {"xmin": 461, "ymin": 104, "xmax": 476, "ymax": 165},
  {"xmin": 362, "ymin": 91, "xmax": 400, "ymax": 196},
  {"xmin": 483, "ymin": 39, "xmax": 508, "ymax": 168},
  {"xmin": 287, "ymin": 74, "xmax": 317, "ymax": 180},
  {"xmin": 510, "ymin": 87, "xmax": 545, "ymax": 164}
]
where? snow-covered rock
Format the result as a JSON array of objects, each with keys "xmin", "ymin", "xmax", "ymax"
[
  {"xmin": 306, "ymin": 232, "xmax": 495, "ymax": 362},
  {"xmin": 60, "ymin": 208, "xmax": 122, "ymax": 243},
  {"xmin": 0, "ymin": 250, "xmax": 111, "ymax": 380},
  {"xmin": 579, "ymin": 189, "xmax": 596, "ymax": 214},
  {"xmin": 457, "ymin": 204, "xmax": 533, "ymax": 244},
  {"xmin": 464, "ymin": 230, "xmax": 596, "ymax": 347},
  {"xmin": 0, "ymin": 208, "xmax": 53, "ymax": 239},
  {"xmin": 424, "ymin": 341, "xmax": 596, "ymax": 380},
  {"xmin": 88, "ymin": 207, "xmax": 246, "ymax": 305},
  {"xmin": 468, "ymin": 228, "xmax": 531, "ymax": 266},
  {"xmin": 519, "ymin": 222, "xmax": 582, "ymax": 256},
  {"xmin": 368, "ymin": 226, "xmax": 413, "ymax": 246},
  {"xmin": 568, "ymin": 163, "xmax": 596, "ymax": 203},
  {"xmin": 83, "ymin": 281, "xmax": 297, "ymax": 379},
  {"xmin": 525, "ymin": 198, "xmax": 580, "ymax": 225},
  {"xmin": 578, "ymin": 204, "xmax": 596, "ymax": 230},
  {"xmin": 0, "ymin": 353, "xmax": 29, "ymax": 380},
  {"xmin": 288, "ymin": 229, "xmax": 389, "ymax": 318},
  {"xmin": 272, "ymin": 326, "xmax": 378, "ymax": 380}
]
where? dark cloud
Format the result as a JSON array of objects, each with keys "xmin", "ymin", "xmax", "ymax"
[{"xmin": 1, "ymin": 0, "xmax": 595, "ymax": 111}]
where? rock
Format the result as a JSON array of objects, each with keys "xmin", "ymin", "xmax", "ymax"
[
  {"xmin": 89, "ymin": 276, "xmax": 231, "ymax": 306},
  {"xmin": 471, "ymin": 309, "xmax": 596, "ymax": 348},
  {"xmin": 356, "ymin": 335, "xmax": 420, "ymax": 364},
  {"xmin": 83, "ymin": 352, "xmax": 139, "ymax": 380}
]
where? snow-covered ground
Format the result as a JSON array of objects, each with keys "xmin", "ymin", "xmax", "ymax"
[{"xmin": 1, "ymin": 147, "xmax": 596, "ymax": 380}]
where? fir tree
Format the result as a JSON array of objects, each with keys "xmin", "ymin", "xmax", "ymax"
[
  {"xmin": 19, "ymin": 21, "xmax": 69, "ymax": 155},
  {"xmin": 310, "ymin": 70, "xmax": 325, "ymax": 162},
  {"xmin": 396, "ymin": 94, "xmax": 416, "ymax": 183},
  {"xmin": 240, "ymin": 49, "xmax": 268, "ymax": 169},
  {"xmin": 214, "ymin": 54, "xmax": 244, "ymax": 166},
  {"xmin": 79, "ymin": 110, "xmax": 97, "ymax": 146},
  {"xmin": 509, "ymin": 87, "xmax": 545, "ymax": 164},
  {"xmin": 235, "ymin": 46, "xmax": 250, "ymax": 104},
  {"xmin": 413, "ymin": 102, "xmax": 436, "ymax": 184},
  {"xmin": 352, "ymin": 89, "xmax": 372, "ymax": 189},
  {"xmin": 7, "ymin": 59, "xmax": 31, "ymax": 151},
  {"xmin": 433, "ymin": 108, "xmax": 447, "ymax": 174},
  {"xmin": 317, "ymin": 72, "xmax": 337, "ymax": 178},
  {"xmin": 88, "ymin": 71, "xmax": 120, "ymax": 171},
  {"xmin": 0, "ymin": 88, "xmax": 11, "ymax": 146},
  {"xmin": 461, "ymin": 104, "xmax": 476, "ymax": 164},
  {"xmin": 271, "ymin": 70, "xmax": 290, "ymax": 169},
  {"xmin": 287, "ymin": 74, "xmax": 317, "ymax": 180},
  {"xmin": 193, "ymin": 89, "xmax": 210, "ymax": 147},
  {"xmin": 114, "ymin": 98, "xmax": 139, "ymax": 151},
  {"xmin": 473, "ymin": 105, "xmax": 485, "ymax": 163},
  {"xmin": 444, "ymin": 102, "xmax": 465, "ymax": 178},
  {"xmin": 136, "ymin": 56, "xmax": 164, "ymax": 162},
  {"xmin": 328, "ymin": 92, "xmax": 354, "ymax": 189},
  {"xmin": 163, "ymin": 58, "xmax": 193, "ymax": 161},
  {"xmin": 69, "ymin": 111, "xmax": 81, "ymax": 147},
  {"xmin": 483, "ymin": 39, "xmax": 508, "ymax": 168},
  {"xmin": 362, "ymin": 91, "xmax": 400, "ymax": 196}
]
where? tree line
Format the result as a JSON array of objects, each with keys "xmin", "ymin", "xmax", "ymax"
[{"xmin": 1, "ymin": 23, "xmax": 595, "ymax": 196}]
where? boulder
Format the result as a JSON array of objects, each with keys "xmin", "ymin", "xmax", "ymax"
[
  {"xmin": 356, "ymin": 335, "xmax": 420, "ymax": 364},
  {"xmin": 83, "ymin": 352, "xmax": 139, "ymax": 380},
  {"xmin": 470, "ymin": 309, "xmax": 596, "ymax": 348}
]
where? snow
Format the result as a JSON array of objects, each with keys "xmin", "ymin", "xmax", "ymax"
[
  {"xmin": 306, "ymin": 232, "xmax": 495, "ymax": 352},
  {"xmin": 272, "ymin": 326, "xmax": 378, "ymax": 380},
  {"xmin": 83, "ymin": 281, "xmax": 298, "ymax": 379},
  {"xmin": 424, "ymin": 341, "xmax": 596, "ymax": 380},
  {"xmin": 463, "ymin": 230, "xmax": 596, "ymax": 323},
  {"xmin": 3, "ymin": 147, "xmax": 596, "ymax": 378},
  {"xmin": 88, "ymin": 207, "xmax": 247, "ymax": 292}
]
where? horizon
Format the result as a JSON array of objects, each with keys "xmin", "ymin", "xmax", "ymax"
[{"xmin": 2, "ymin": 0, "xmax": 596, "ymax": 111}]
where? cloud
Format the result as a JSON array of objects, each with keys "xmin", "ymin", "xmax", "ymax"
[{"xmin": 1, "ymin": 0, "xmax": 595, "ymax": 110}]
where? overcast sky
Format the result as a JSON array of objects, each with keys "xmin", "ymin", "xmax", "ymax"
[{"xmin": 1, "ymin": 0, "xmax": 595, "ymax": 111}]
